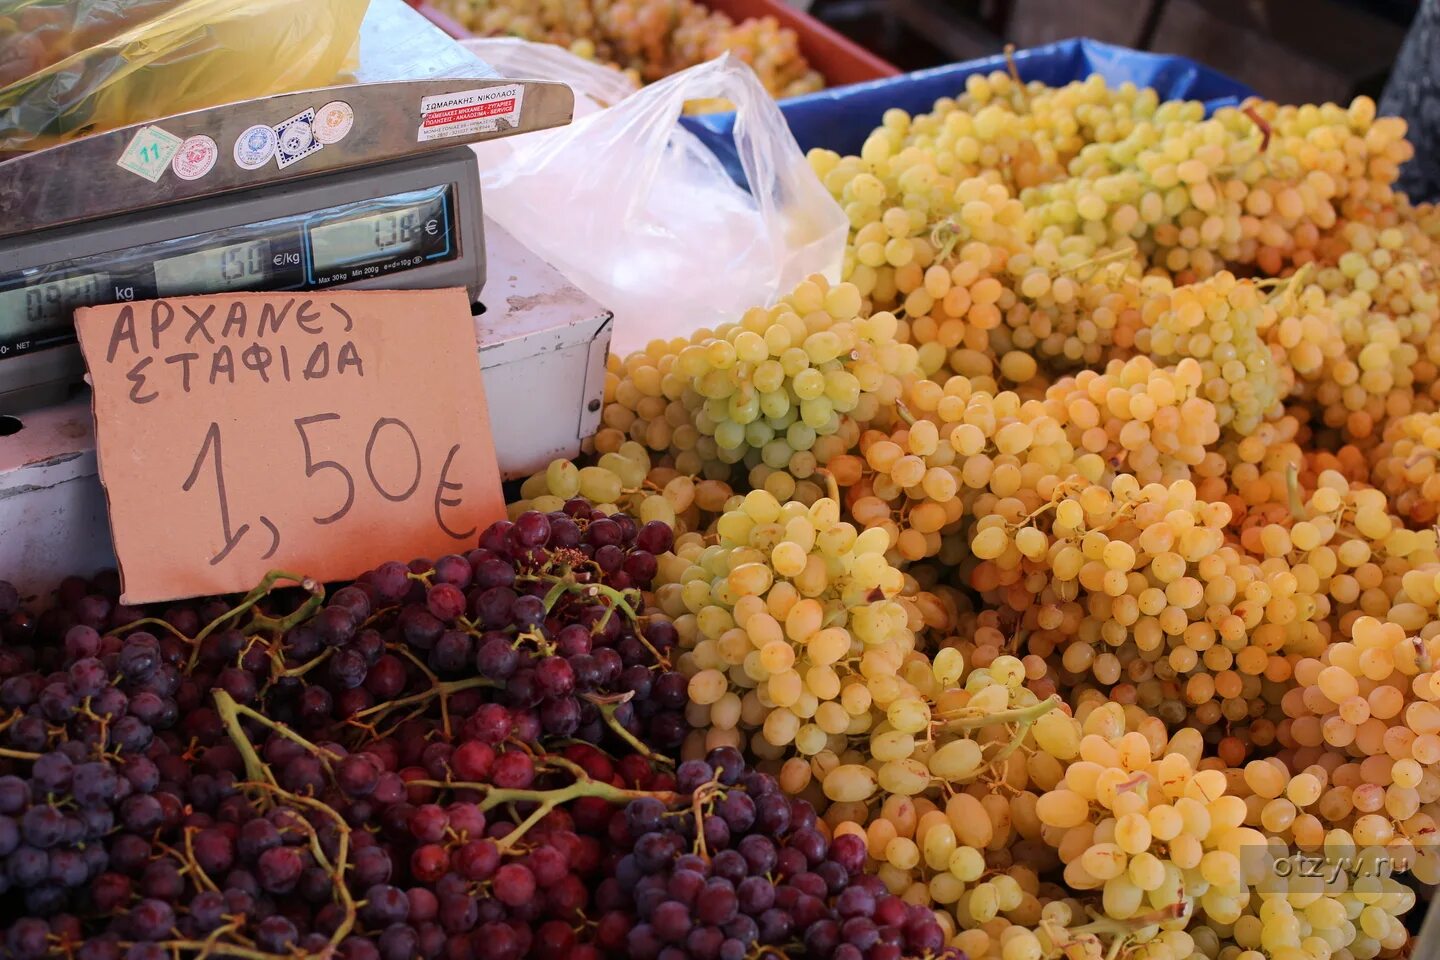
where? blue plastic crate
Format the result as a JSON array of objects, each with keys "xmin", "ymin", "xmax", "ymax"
[{"xmin": 681, "ymin": 37, "xmax": 1256, "ymax": 184}]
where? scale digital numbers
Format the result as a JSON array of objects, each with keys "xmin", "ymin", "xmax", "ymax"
[
  {"xmin": 309, "ymin": 202, "xmax": 437, "ymax": 274},
  {"xmin": 0, "ymin": 273, "xmax": 109, "ymax": 352},
  {"xmin": 373, "ymin": 209, "xmax": 424, "ymax": 251},
  {"xmin": 8, "ymin": 274, "xmax": 107, "ymax": 326},
  {"xmin": 153, "ymin": 239, "xmax": 272, "ymax": 297}
]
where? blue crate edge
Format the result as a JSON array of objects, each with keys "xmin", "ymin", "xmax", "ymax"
[{"xmin": 681, "ymin": 36, "xmax": 1256, "ymax": 191}]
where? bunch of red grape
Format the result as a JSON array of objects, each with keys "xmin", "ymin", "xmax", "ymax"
[{"xmin": 0, "ymin": 502, "xmax": 928, "ymax": 960}]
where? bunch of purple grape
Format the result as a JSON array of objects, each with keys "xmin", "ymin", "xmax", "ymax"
[
  {"xmin": 0, "ymin": 614, "xmax": 187, "ymax": 917},
  {"xmin": 228, "ymin": 504, "xmax": 688, "ymax": 756},
  {"xmin": 0, "ymin": 502, "xmax": 786, "ymax": 960},
  {"xmin": 598, "ymin": 747, "xmax": 961, "ymax": 960}
]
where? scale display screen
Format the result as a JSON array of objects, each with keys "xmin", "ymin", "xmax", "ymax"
[
  {"xmin": 0, "ymin": 184, "xmax": 457, "ymax": 358},
  {"xmin": 312, "ymin": 206, "xmax": 427, "ymax": 272},
  {"xmin": 305, "ymin": 190, "xmax": 450, "ymax": 284},
  {"xmin": 154, "ymin": 239, "xmax": 272, "ymax": 297},
  {"xmin": 0, "ymin": 273, "xmax": 110, "ymax": 355}
]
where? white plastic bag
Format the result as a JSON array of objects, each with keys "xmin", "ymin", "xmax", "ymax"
[{"xmin": 467, "ymin": 46, "xmax": 848, "ymax": 356}]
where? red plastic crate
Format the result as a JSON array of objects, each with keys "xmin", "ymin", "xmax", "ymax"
[
  {"xmin": 411, "ymin": 1, "xmax": 898, "ymax": 88},
  {"xmin": 704, "ymin": 0, "xmax": 898, "ymax": 85}
]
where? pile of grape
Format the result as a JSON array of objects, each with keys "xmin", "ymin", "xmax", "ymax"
[
  {"xmin": 427, "ymin": 0, "xmax": 824, "ymax": 100},
  {"xmin": 10, "ymin": 69, "xmax": 1440, "ymax": 960},
  {"xmin": 0, "ymin": 505, "xmax": 967, "ymax": 960},
  {"xmin": 580, "ymin": 73, "xmax": 1440, "ymax": 960}
]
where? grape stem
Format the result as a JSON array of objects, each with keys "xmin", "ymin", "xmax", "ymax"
[
  {"xmin": 941, "ymin": 694, "xmax": 1062, "ymax": 731},
  {"xmin": 352, "ymin": 667, "xmax": 499, "ymax": 739},
  {"xmin": 407, "ymin": 776, "xmax": 678, "ymax": 853},
  {"xmin": 1243, "ymin": 103, "xmax": 1272, "ymax": 151},
  {"xmin": 211, "ymin": 689, "xmax": 287, "ymax": 787},
  {"xmin": 181, "ymin": 827, "xmax": 221, "ymax": 893},
  {"xmin": 210, "ymin": 691, "xmax": 357, "ymax": 958},
  {"xmin": 1002, "ymin": 42, "xmax": 1024, "ymax": 97},
  {"xmin": 0, "ymin": 747, "xmax": 41, "ymax": 760},
  {"xmin": 816, "ymin": 468, "xmax": 840, "ymax": 504},
  {"xmin": 533, "ymin": 574, "xmax": 670, "ymax": 666},
  {"xmin": 941, "ymin": 694, "xmax": 1062, "ymax": 769},
  {"xmin": 1056, "ymin": 245, "xmax": 1135, "ymax": 279},
  {"xmin": 106, "ymin": 616, "xmax": 192, "ymax": 643},
  {"xmin": 144, "ymin": 938, "xmax": 283, "ymax": 960},
  {"xmin": 585, "ymin": 691, "xmax": 675, "ymax": 766},
  {"xmin": 1285, "ymin": 462, "xmax": 1308, "ymax": 521},
  {"xmin": 226, "ymin": 693, "xmax": 343, "ymax": 768},
  {"xmin": 187, "ymin": 570, "xmax": 320, "ymax": 669}
]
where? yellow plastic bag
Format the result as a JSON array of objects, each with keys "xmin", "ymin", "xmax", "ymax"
[{"xmin": 0, "ymin": 0, "xmax": 371, "ymax": 155}]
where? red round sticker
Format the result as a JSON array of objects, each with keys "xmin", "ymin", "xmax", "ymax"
[{"xmin": 172, "ymin": 135, "xmax": 218, "ymax": 181}]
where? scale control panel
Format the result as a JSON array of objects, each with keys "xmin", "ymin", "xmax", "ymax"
[
  {"xmin": 0, "ymin": 184, "xmax": 459, "ymax": 359},
  {"xmin": 0, "ymin": 148, "xmax": 485, "ymax": 409}
]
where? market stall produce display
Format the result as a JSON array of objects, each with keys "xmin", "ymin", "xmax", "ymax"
[
  {"xmin": 5, "ymin": 61, "xmax": 1440, "ymax": 960},
  {"xmin": 426, "ymin": 0, "xmax": 825, "ymax": 99}
]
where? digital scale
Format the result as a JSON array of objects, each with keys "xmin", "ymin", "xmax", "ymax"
[
  {"xmin": 0, "ymin": 0, "xmax": 614, "ymax": 599},
  {"xmin": 0, "ymin": 0, "xmax": 606, "ymax": 407}
]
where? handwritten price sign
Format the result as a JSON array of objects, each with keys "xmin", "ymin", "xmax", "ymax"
[{"xmin": 76, "ymin": 288, "xmax": 504, "ymax": 604}]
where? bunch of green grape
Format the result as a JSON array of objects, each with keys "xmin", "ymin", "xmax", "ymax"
[{"xmin": 602, "ymin": 275, "xmax": 922, "ymax": 485}]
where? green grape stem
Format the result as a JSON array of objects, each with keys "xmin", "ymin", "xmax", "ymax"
[
  {"xmin": 1286, "ymin": 462, "xmax": 1308, "ymax": 521},
  {"xmin": 586, "ymin": 692, "xmax": 676, "ymax": 766},
  {"xmin": 186, "ymin": 570, "xmax": 322, "ymax": 669},
  {"xmin": 211, "ymin": 691, "xmax": 357, "ymax": 957},
  {"xmin": 407, "ymin": 776, "xmax": 679, "ymax": 853},
  {"xmin": 942, "ymin": 694, "xmax": 1062, "ymax": 732},
  {"xmin": 212, "ymin": 689, "xmax": 278, "ymax": 787}
]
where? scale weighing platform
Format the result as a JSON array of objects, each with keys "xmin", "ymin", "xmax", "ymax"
[{"xmin": 0, "ymin": 0, "xmax": 613, "ymax": 599}]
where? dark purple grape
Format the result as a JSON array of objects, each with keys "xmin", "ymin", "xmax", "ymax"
[
  {"xmin": 426, "ymin": 583, "xmax": 467, "ymax": 623},
  {"xmin": 32, "ymin": 752, "xmax": 73, "ymax": 791},
  {"xmin": 117, "ymin": 635, "xmax": 160, "ymax": 680},
  {"xmin": 653, "ymin": 672, "xmax": 688, "ymax": 710},
  {"xmin": 128, "ymin": 899, "xmax": 175, "ymax": 940},
  {"xmin": 140, "ymin": 860, "xmax": 185, "ymax": 901},
  {"xmin": 18, "ymin": 805, "xmax": 64, "ymax": 851},
  {"xmin": 315, "ymin": 606, "xmax": 357, "ymax": 646},
  {"xmin": 216, "ymin": 667, "xmax": 257, "ymax": 704},
  {"xmin": 6, "ymin": 917, "xmax": 49, "ymax": 960},
  {"xmin": 354, "ymin": 628, "xmax": 385, "ymax": 665},
  {"xmin": 67, "ymin": 657, "xmax": 108, "ymax": 697},
  {"xmin": 39, "ymin": 682, "xmax": 78, "ymax": 722},
  {"xmin": 511, "ymin": 594, "xmax": 544, "ymax": 627},
  {"xmin": 369, "ymin": 561, "xmax": 411, "ymax": 603},
  {"xmin": 429, "ymin": 630, "xmax": 473, "ymax": 674},
  {"xmin": 676, "ymin": 759, "xmax": 715, "ymax": 794},
  {"xmin": 110, "ymin": 715, "xmax": 153, "ymax": 753},
  {"xmin": 586, "ymin": 518, "xmax": 622, "ymax": 548},
  {"xmin": 330, "ymin": 585, "xmax": 373, "ymax": 622},
  {"xmin": 351, "ymin": 846, "xmax": 391, "ymax": 887},
  {"xmin": 472, "ymin": 558, "xmax": 515, "ymax": 592},
  {"xmin": 336, "ymin": 754, "xmax": 379, "ymax": 798},
  {"xmin": 327, "ymin": 649, "xmax": 368, "ymax": 690},
  {"xmin": 256, "ymin": 846, "xmax": 302, "ymax": 893},
  {"xmin": 475, "ymin": 636, "xmax": 518, "ymax": 679},
  {"xmin": 471, "ymin": 588, "xmax": 516, "ymax": 629},
  {"xmin": 299, "ymin": 685, "xmax": 334, "ymax": 723},
  {"xmin": 511, "ymin": 511, "xmax": 551, "ymax": 547},
  {"xmin": 539, "ymin": 697, "xmax": 581, "ymax": 736},
  {"xmin": 193, "ymin": 828, "xmax": 234, "ymax": 876},
  {"xmin": 284, "ymin": 625, "xmax": 322, "ymax": 662},
  {"xmin": 256, "ymin": 916, "xmax": 299, "ymax": 953},
  {"xmin": 363, "ymin": 884, "xmax": 411, "ymax": 925},
  {"xmin": 0, "ymin": 775, "xmax": 29, "ymax": 814}
]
